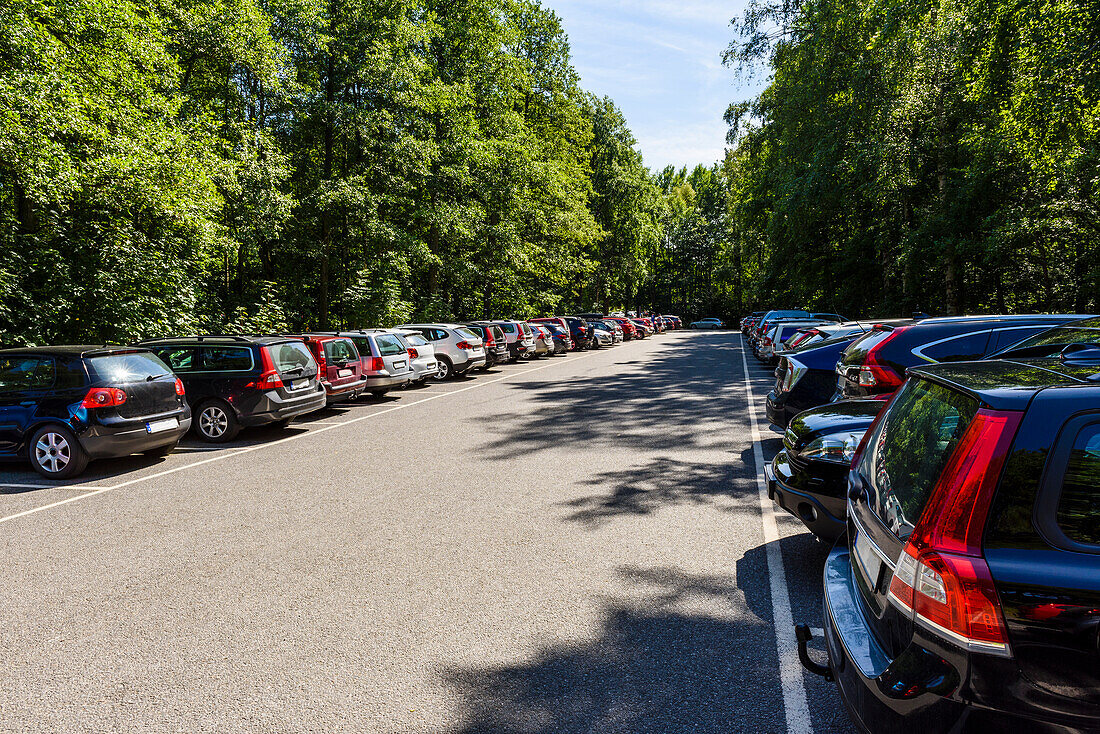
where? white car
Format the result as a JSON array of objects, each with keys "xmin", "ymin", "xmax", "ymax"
[
  {"xmin": 690, "ymin": 318, "xmax": 725, "ymax": 329},
  {"xmin": 397, "ymin": 324, "xmax": 486, "ymax": 379},
  {"xmin": 393, "ymin": 329, "xmax": 438, "ymax": 384}
]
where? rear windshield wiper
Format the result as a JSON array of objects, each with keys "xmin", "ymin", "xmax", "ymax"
[
  {"xmin": 146, "ymin": 373, "xmax": 168, "ymax": 381},
  {"xmin": 282, "ymin": 366, "xmax": 305, "ymax": 376}
]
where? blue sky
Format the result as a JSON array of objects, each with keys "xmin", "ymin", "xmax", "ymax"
[{"xmin": 548, "ymin": 0, "xmax": 767, "ymax": 172}]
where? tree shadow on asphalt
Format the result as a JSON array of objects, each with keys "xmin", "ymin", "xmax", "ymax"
[
  {"xmin": 559, "ymin": 455, "xmax": 758, "ymax": 526},
  {"xmin": 478, "ymin": 333, "xmax": 741, "ymax": 459},
  {"xmin": 443, "ymin": 565, "xmax": 783, "ymax": 734}
]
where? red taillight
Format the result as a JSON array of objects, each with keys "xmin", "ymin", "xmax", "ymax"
[
  {"xmin": 174, "ymin": 378, "xmax": 185, "ymax": 396},
  {"xmin": 886, "ymin": 408, "xmax": 1022, "ymax": 656},
  {"xmin": 456, "ymin": 340, "xmax": 471, "ymax": 349},
  {"xmin": 248, "ymin": 346, "xmax": 284, "ymax": 390},
  {"xmin": 81, "ymin": 387, "xmax": 127, "ymax": 408},
  {"xmin": 370, "ymin": 357, "xmax": 385, "ymax": 371},
  {"xmin": 407, "ymin": 347, "xmax": 418, "ymax": 358},
  {"xmin": 858, "ymin": 327, "xmax": 908, "ymax": 390}
]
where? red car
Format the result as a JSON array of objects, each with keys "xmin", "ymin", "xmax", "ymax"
[
  {"xmin": 290, "ymin": 334, "xmax": 366, "ymax": 405},
  {"xmin": 604, "ymin": 317, "xmax": 639, "ymax": 340}
]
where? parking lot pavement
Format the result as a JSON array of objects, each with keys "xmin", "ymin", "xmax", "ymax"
[{"xmin": 0, "ymin": 332, "xmax": 855, "ymax": 733}]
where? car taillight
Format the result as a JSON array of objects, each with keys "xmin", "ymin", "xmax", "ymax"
[
  {"xmin": 81, "ymin": 387, "xmax": 127, "ymax": 408},
  {"xmin": 407, "ymin": 347, "xmax": 418, "ymax": 358},
  {"xmin": 248, "ymin": 346, "xmax": 284, "ymax": 390},
  {"xmin": 456, "ymin": 340, "xmax": 471, "ymax": 349},
  {"xmin": 174, "ymin": 378, "xmax": 185, "ymax": 396},
  {"xmin": 858, "ymin": 327, "xmax": 908, "ymax": 389},
  {"xmin": 370, "ymin": 357, "xmax": 385, "ymax": 371},
  {"xmin": 885, "ymin": 409, "xmax": 1022, "ymax": 657}
]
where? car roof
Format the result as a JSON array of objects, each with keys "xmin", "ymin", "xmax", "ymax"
[
  {"xmin": 137, "ymin": 335, "xmax": 292, "ymax": 347},
  {"xmin": 0, "ymin": 345, "xmax": 153, "ymax": 358},
  {"xmin": 915, "ymin": 313, "xmax": 1091, "ymax": 326},
  {"xmin": 909, "ymin": 357, "xmax": 1100, "ymax": 410}
]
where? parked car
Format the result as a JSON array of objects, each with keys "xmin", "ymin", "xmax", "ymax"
[
  {"xmin": 526, "ymin": 323, "xmax": 554, "ymax": 358},
  {"xmin": 539, "ymin": 322, "xmax": 573, "ymax": 354},
  {"xmin": 835, "ymin": 314, "xmax": 1090, "ymax": 400},
  {"xmin": 564, "ymin": 316, "xmax": 594, "ymax": 350},
  {"xmin": 667, "ymin": 315, "xmax": 682, "ymax": 329},
  {"xmin": 815, "ymin": 355, "xmax": 1100, "ymax": 734},
  {"xmin": 343, "ymin": 330, "xmax": 415, "ymax": 397},
  {"xmin": 751, "ymin": 310, "xmax": 810, "ymax": 343},
  {"xmin": 604, "ymin": 316, "xmax": 638, "ymax": 340},
  {"xmin": 741, "ymin": 312, "xmax": 767, "ymax": 333},
  {"xmin": 630, "ymin": 319, "xmax": 652, "ymax": 337},
  {"xmin": 691, "ymin": 317, "xmax": 725, "ymax": 329},
  {"xmin": 599, "ymin": 320, "xmax": 624, "ymax": 342},
  {"xmin": 0, "ymin": 346, "xmax": 191, "ymax": 477},
  {"xmin": 466, "ymin": 323, "xmax": 509, "ymax": 368},
  {"xmin": 291, "ymin": 334, "xmax": 366, "ymax": 405},
  {"xmin": 397, "ymin": 324, "xmax": 486, "ymax": 379},
  {"xmin": 491, "ymin": 320, "xmax": 535, "ymax": 361},
  {"xmin": 590, "ymin": 322, "xmax": 614, "ymax": 347},
  {"xmin": 755, "ymin": 320, "xmax": 832, "ymax": 363},
  {"xmin": 393, "ymin": 329, "xmax": 439, "ymax": 384},
  {"xmin": 987, "ymin": 315, "xmax": 1100, "ymax": 358},
  {"xmin": 142, "ymin": 335, "xmax": 326, "ymax": 442}
]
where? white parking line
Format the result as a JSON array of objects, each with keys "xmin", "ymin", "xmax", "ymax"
[
  {"xmin": 0, "ymin": 355, "xmax": 586, "ymax": 526},
  {"xmin": 740, "ymin": 336, "xmax": 813, "ymax": 734}
]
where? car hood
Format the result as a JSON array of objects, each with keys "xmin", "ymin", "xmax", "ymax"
[{"xmin": 784, "ymin": 399, "xmax": 885, "ymax": 452}]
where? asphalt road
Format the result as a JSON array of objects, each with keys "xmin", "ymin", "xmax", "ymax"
[{"xmin": 0, "ymin": 331, "xmax": 857, "ymax": 733}]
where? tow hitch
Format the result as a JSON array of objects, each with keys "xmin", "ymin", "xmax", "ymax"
[{"xmin": 795, "ymin": 624, "xmax": 833, "ymax": 681}]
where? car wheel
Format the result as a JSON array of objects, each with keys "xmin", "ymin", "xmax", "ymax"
[
  {"xmin": 29, "ymin": 425, "xmax": 89, "ymax": 479},
  {"xmin": 195, "ymin": 400, "xmax": 241, "ymax": 443},
  {"xmin": 143, "ymin": 443, "xmax": 177, "ymax": 457},
  {"xmin": 434, "ymin": 357, "xmax": 453, "ymax": 380}
]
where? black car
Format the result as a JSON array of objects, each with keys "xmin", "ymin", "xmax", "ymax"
[
  {"xmin": 766, "ymin": 321, "xmax": 910, "ymax": 429},
  {"xmin": 835, "ymin": 314, "xmax": 1088, "ymax": 400},
  {"xmin": 765, "ymin": 398, "xmax": 884, "ymax": 541},
  {"xmin": 814, "ymin": 353, "xmax": 1100, "ymax": 734},
  {"xmin": 564, "ymin": 316, "xmax": 594, "ymax": 350},
  {"xmin": 0, "ymin": 346, "xmax": 191, "ymax": 478},
  {"xmin": 540, "ymin": 322, "xmax": 572, "ymax": 354},
  {"xmin": 141, "ymin": 336, "xmax": 326, "ymax": 442},
  {"xmin": 466, "ymin": 323, "xmax": 509, "ymax": 367}
]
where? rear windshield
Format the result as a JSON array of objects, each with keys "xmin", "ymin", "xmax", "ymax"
[
  {"xmin": 545, "ymin": 324, "xmax": 565, "ymax": 334},
  {"xmin": 498, "ymin": 323, "xmax": 516, "ymax": 333},
  {"xmin": 842, "ymin": 328, "xmax": 894, "ymax": 365},
  {"xmin": 455, "ymin": 327, "xmax": 480, "ymax": 341},
  {"xmin": 403, "ymin": 333, "xmax": 428, "ymax": 346},
  {"xmin": 375, "ymin": 335, "xmax": 405, "ymax": 356},
  {"xmin": 268, "ymin": 342, "xmax": 315, "ymax": 373},
  {"xmin": 519, "ymin": 323, "xmax": 532, "ymax": 336},
  {"xmin": 324, "ymin": 339, "xmax": 358, "ymax": 361},
  {"xmin": 88, "ymin": 352, "xmax": 172, "ymax": 382},
  {"xmin": 858, "ymin": 378, "xmax": 979, "ymax": 538}
]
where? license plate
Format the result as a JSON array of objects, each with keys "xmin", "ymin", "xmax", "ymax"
[
  {"xmin": 291, "ymin": 379, "xmax": 308, "ymax": 390},
  {"xmin": 338, "ymin": 368, "xmax": 352, "ymax": 378},
  {"xmin": 472, "ymin": 348, "xmax": 483, "ymax": 355},
  {"xmin": 393, "ymin": 360, "xmax": 406, "ymax": 369},
  {"xmin": 146, "ymin": 418, "xmax": 178, "ymax": 434},
  {"xmin": 853, "ymin": 530, "xmax": 882, "ymax": 589}
]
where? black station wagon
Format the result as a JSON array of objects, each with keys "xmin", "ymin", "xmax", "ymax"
[
  {"xmin": 0, "ymin": 346, "xmax": 191, "ymax": 478},
  {"xmin": 813, "ymin": 351, "xmax": 1100, "ymax": 733},
  {"xmin": 140, "ymin": 336, "xmax": 326, "ymax": 442}
]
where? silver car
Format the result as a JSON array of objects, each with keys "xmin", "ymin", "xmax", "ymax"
[
  {"xmin": 397, "ymin": 323, "xmax": 486, "ymax": 379},
  {"xmin": 343, "ymin": 330, "xmax": 415, "ymax": 397},
  {"xmin": 526, "ymin": 323, "xmax": 554, "ymax": 358},
  {"xmin": 393, "ymin": 329, "xmax": 438, "ymax": 384}
]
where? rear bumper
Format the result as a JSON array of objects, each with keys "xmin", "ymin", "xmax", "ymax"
[
  {"xmin": 765, "ymin": 390, "xmax": 794, "ymax": 428},
  {"xmin": 766, "ymin": 451, "xmax": 847, "ymax": 541},
  {"xmin": 238, "ymin": 387, "xmax": 327, "ymax": 426},
  {"xmin": 323, "ymin": 378, "xmax": 366, "ymax": 404},
  {"xmin": 455, "ymin": 353, "xmax": 487, "ymax": 372},
  {"xmin": 79, "ymin": 412, "xmax": 192, "ymax": 459},
  {"xmin": 410, "ymin": 358, "xmax": 437, "ymax": 379},
  {"xmin": 362, "ymin": 371, "xmax": 413, "ymax": 390}
]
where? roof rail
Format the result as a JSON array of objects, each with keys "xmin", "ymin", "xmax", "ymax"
[{"xmin": 138, "ymin": 334, "xmax": 254, "ymax": 343}]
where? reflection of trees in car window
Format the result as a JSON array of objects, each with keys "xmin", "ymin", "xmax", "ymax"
[
  {"xmin": 0, "ymin": 357, "xmax": 48, "ymax": 392},
  {"xmin": 1057, "ymin": 426, "xmax": 1100, "ymax": 545}
]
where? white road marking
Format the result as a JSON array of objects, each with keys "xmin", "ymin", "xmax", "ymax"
[
  {"xmin": 0, "ymin": 355, "xmax": 586, "ymax": 526},
  {"xmin": 740, "ymin": 335, "xmax": 813, "ymax": 734}
]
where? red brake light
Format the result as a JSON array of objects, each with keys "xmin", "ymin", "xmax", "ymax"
[
  {"xmin": 456, "ymin": 340, "xmax": 472, "ymax": 349},
  {"xmin": 407, "ymin": 347, "xmax": 418, "ymax": 358},
  {"xmin": 248, "ymin": 346, "xmax": 284, "ymax": 390},
  {"xmin": 174, "ymin": 378, "xmax": 185, "ymax": 396},
  {"xmin": 886, "ymin": 408, "xmax": 1022, "ymax": 656},
  {"xmin": 370, "ymin": 357, "xmax": 385, "ymax": 371},
  {"xmin": 81, "ymin": 387, "xmax": 127, "ymax": 408},
  {"xmin": 859, "ymin": 327, "xmax": 908, "ymax": 390}
]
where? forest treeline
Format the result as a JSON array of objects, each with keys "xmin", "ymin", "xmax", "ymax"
[
  {"xmin": 3, "ymin": 0, "xmax": 1097, "ymax": 344},
  {"xmin": 0, "ymin": 0, "xmax": 664, "ymax": 343}
]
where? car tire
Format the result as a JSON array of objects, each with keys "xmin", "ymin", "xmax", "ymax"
[
  {"xmin": 143, "ymin": 442, "xmax": 177, "ymax": 457},
  {"xmin": 434, "ymin": 357, "xmax": 453, "ymax": 380},
  {"xmin": 195, "ymin": 400, "xmax": 241, "ymax": 443},
  {"xmin": 29, "ymin": 425, "xmax": 89, "ymax": 479}
]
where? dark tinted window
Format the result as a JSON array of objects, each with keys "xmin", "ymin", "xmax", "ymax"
[
  {"xmin": 994, "ymin": 323, "xmax": 1100, "ymax": 357},
  {"xmin": 987, "ymin": 326, "xmax": 1048, "ymax": 354},
  {"xmin": 55, "ymin": 358, "xmax": 87, "ymax": 389},
  {"xmin": 919, "ymin": 330, "xmax": 990, "ymax": 362},
  {"xmin": 843, "ymin": 329, "xmax": 895, "ymax": 364},
  {"xmin": 351, "ymin": 337, "xmax": 374, "ymax": 357},
  {"xmin": 859, "ymin": 378, "xmax": 978, "ymax": 537},
  {"xmin": 375, "ymin": 335, "xmax": 405, "ymax": 356},
  {"xmin": 498, "ymin": 322, "xmax": 516, "ymax": 334},
  {"xmin": 88, "ymin": 352, "xmax": 171, "ymax": 382},
  {"xmin": 157, "ymin": 348, "xmax": 196, "ymax": 372},
  {"xmin": 431, "ymin": 329, "xmax": 448, "ymax": 341},
  {"xmin": 1056, "ymin": 425, "xmax": 1100, "ymax": 546},
  {"xmin": 200, "ymin": 346, "xmax": 253, "ymax": 371},
  {"xmin": 0, "ymin": 356, "xmax": 53, "ymax": 392}
]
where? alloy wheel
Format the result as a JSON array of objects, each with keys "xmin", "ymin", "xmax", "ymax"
[
  {"xmin": 34, "ymin": 432, "xmax": 71, "ymax": 474},
  {"xmin": 436, "ymin": 360, "xmax": 451, "ymax": 380},
  {"xmin": 200, "ymin": 405, "xmax": 229, "ymax": 438}
]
